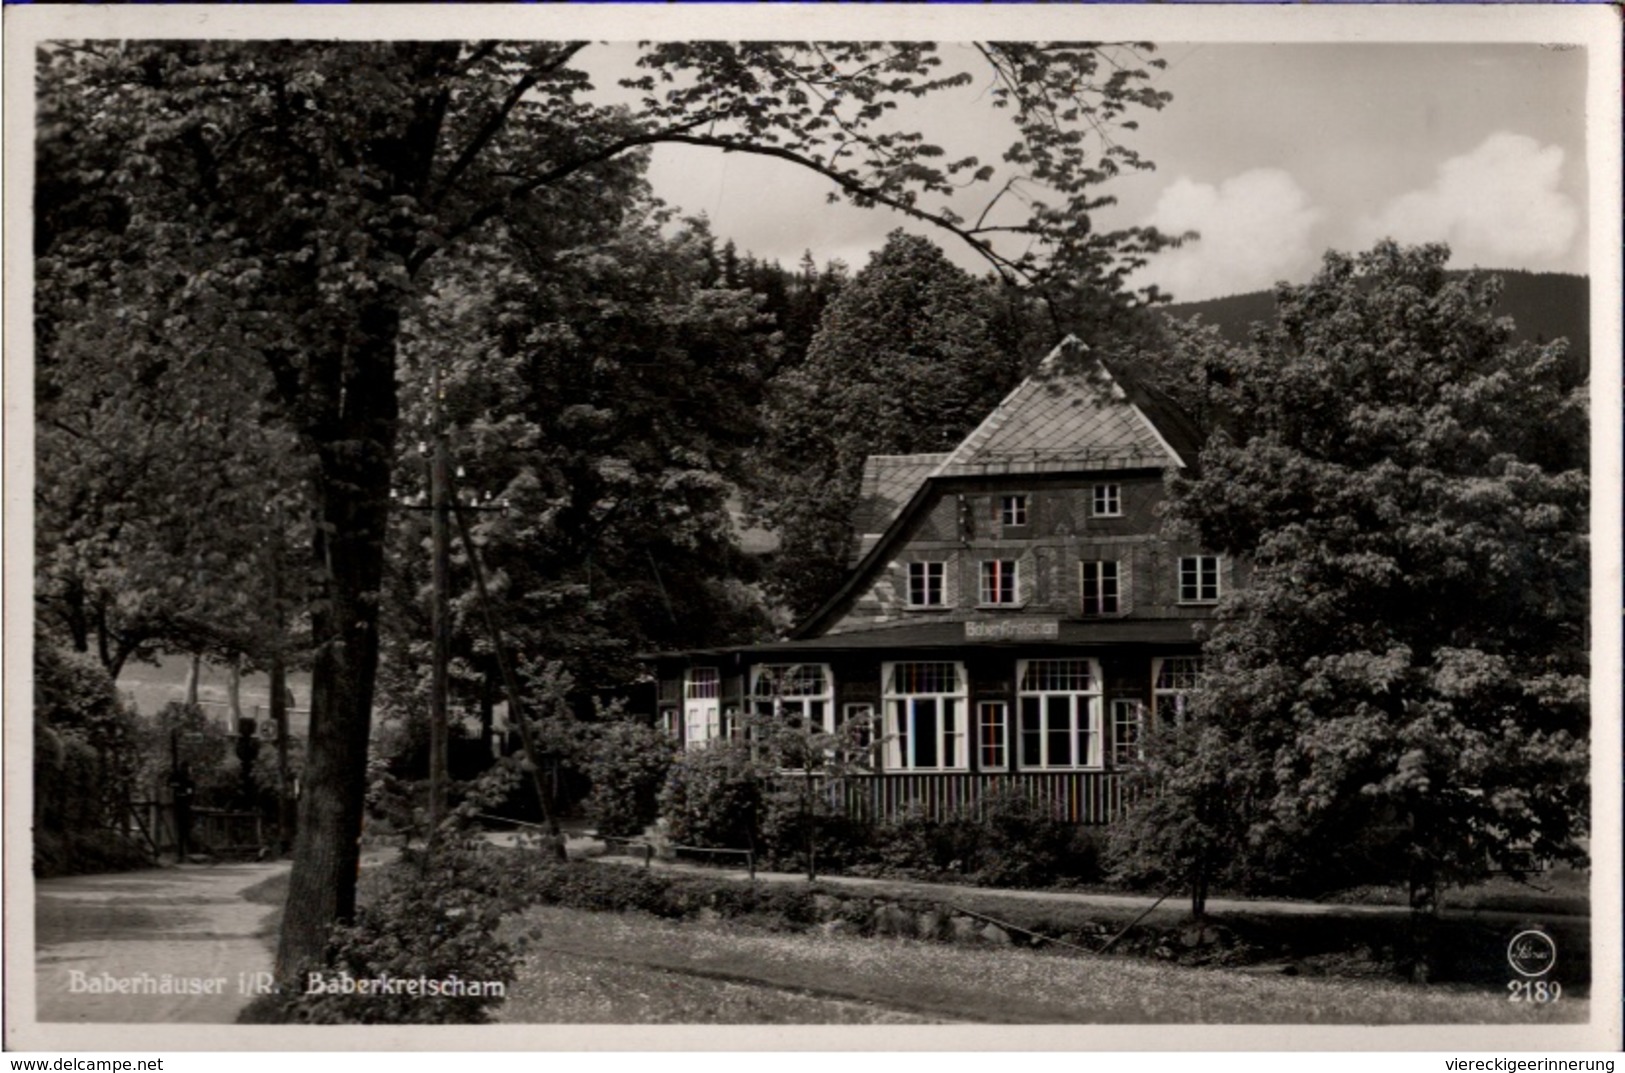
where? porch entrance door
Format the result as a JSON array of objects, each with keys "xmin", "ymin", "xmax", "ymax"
[{"xmin": 684, "ymin": 699, "xmax": 720, "ymax": 747}]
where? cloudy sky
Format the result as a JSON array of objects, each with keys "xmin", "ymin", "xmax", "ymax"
[{"xmin": 626, "ymin": 41, "xmax": 1589, "ymax": 303}]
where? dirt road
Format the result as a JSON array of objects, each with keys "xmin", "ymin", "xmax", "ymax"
[{"xmin": 35, "ymin": 861, "xmax": 288, "ymax": 1023}]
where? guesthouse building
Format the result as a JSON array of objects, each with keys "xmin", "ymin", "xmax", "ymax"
[{"xmin": 649, "ymin": 337, "xmax": 1235, "ymax": 824}]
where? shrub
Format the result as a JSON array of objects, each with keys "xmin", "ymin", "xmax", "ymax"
[
  {"xmin": 974, "ymin": 789, "xmax": 1103, "ymax": 888},
  {"xmin": 855, "ymin": 796, "xmax": 1105, "ymax": 888},
  {"xmin": 579, "ymin": 720, "xmax": 677, "ymax": 838},
  {"xmin": 757, "ymin": 784, "xmax": 875, "ymax": 875},
  {"xmin": 252, "ymin": 839, "xmax": 515, "ymax": 1024},
  {"xmin": 34, "ymin": 644, "xmax": 144, "ymax": 876},
  {"xmin": 659, "ymin": 741, "xmax": 764, "ymax": 849},
  {"xmin": 868, "ymin": 805, "xmax": 981, "ymax": 878},
  {"xmin": 497, "ymin": 853, "xmax": 821, "ymax": 932},
  {"xmin": 509, "ymin": 857, "xmax": 680, "ymax": 918}
]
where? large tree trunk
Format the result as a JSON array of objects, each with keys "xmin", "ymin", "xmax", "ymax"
[
  {"xmin": 267, "ymin": 42, "xmax": 469, "ymax": 977},
  {"xmin": 274, "ymin": 315, "xmax": 400, "ymax": 979}
]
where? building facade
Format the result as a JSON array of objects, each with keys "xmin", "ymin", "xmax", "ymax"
[{"xmin": 650, "ymin": 338, "xmax": 1236, "ymax": 824}]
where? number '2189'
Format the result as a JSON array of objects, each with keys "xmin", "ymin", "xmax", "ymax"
[{"xmin": 1507, "ymin": 980, "xmax": 1562, "ymax": 1003}]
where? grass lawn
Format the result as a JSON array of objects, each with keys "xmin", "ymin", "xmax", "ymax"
[{"xmin": 496, "ymin": 904, "xmax": 1587, "ymax": 1025}]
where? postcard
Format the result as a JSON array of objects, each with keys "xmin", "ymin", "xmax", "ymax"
[{"xmin": 6, "ymin": 2, "xmax": 1620, "ymax": 1054}]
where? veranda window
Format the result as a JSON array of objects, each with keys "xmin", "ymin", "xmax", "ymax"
[
  {"xmin": 749, "ymin": 664, "xmax": 834, "ymax": 734},
  {"xmin": 1017, "ymin": 658, "xmax": 1103, "ymax": 770},
  {"xmin": 1153, "ymin": 656, "xmax": 1204, "ymax": 726},
  {"xmin": 883, "ymin": 661, "xmax": 967, "ymax": 771},
  {"xmin": 977, "ymin": 701, "xmax": 1009, "ymax": 771},
  {"xmin": 1111, "ymin": 699, "xmax": 1146, "ymax": 765}
]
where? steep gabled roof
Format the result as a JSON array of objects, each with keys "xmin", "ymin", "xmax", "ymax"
[
  {"xmin": 931, "ymin": 336, "xmax": 1185, "ymax": 477},
  {"xmin": 850, "ymin": 452, "xmax": 951, "ymax": 563},
  {"xmin": 793, "ymin": 335, "xmax": 1200, "ymax": 639}
]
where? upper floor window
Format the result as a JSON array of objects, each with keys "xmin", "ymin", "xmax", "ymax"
[
  {"xmin": 908, "ymin": 561, "xmax": 946, "ymax": 607},
  {"xmin": 979, "ymin": 559, "xmax": 1018, "ymax": 605},
  {"xmin": 999, "ymin": 494, "xmax": 1028, "ymax": 528},
  {"xmin": 1080, "ymin": 560, "xmax": 1121, "ymax": 616},
  {"xmin": 1178, "ymin": 556, "xmax": 1221, "ymax": 604},
  {"xmin": 1093, "ymin": 484, "xmax": 1122, "ymax": 517}
]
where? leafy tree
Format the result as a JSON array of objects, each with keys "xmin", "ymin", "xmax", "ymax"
[
  {"xmin": 1106, "ymin": 720, "xmax": 1247, "ymax": 917},
  {"xmin": 1153, "ymin": 243, "xmax": 1588, "ymax": 957},
  {"xmin": 393, "ymin": 211, "xmax": 779, "ymax": 706},
  {"xmin": 34, "ymin": 641, "xmax": 145, "ymax": 875},
  {"xmin": 39, "ymin": 39, "xmax": 1175, "ymax": 975},
  {"xmin": 754, "ymin": 231, "xmax": 1019, "ymax": 615}
]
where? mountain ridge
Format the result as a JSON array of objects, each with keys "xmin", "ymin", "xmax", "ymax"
[{"xmin": 1163, "ymin": 270, "xmax": 1590, "ymax": 383}]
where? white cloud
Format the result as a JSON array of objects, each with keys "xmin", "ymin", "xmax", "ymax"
[
  {"xmin": 1354, "ymin": 132, "xmax": 1578, "ymax": 267},
  {"xmin": 1137, "ymin": 169, "xmax": 1324, "ymax": 302}
]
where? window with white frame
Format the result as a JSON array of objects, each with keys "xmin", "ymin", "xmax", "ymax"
[
  {"xmin": 999, "ymin": 494, "xmax": 1028, "ymax": 528},
  {"xmin": 1111, "ymin": 699, "xmax": 1146, "ymax": 765},
  {"xmin": 749, "ymin": 664, "xmax": 834, "ymax": 735},
  {"xmin": 1153, "ymin": 656, "xmax": 1204, "ymax": 726},
  {"xmin": 979, "ymin": 559, "xmax": 1018, "ymax": 605},
  {"xmin": 683, "ymin": 667, "xmax": 721, "ymax": 747},
  {"xmin": 1080, "ymin": 560, "xmax": 1121, "ymax": 616},
  {"xmin": 883, "ymin": 662, "xmax": 967, "ymax": 771},
  {"xmin": 1017, "ymin": 659, "xmax": 1102, "ymax": 770},
  {"xmin": 1178, "ymin": 556, "xmax": 1221, "ymax": 604},
  {"xmin": 837, "ymin": 702, "xmax": 877, "ymax": 769},
  {"xmin": 908, "ymin": 561, "xmax": 947, "ymax": 607},
  {"xmin": 977, "ymin": 701, "xmax": 1009, "ymax": 771},
  {"xmin": 1093, "ymin": 484, "xmax": 1122, "ymax": 517}
]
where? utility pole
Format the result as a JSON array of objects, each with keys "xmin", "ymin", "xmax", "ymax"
[
  {"xmin": 428, "ymin": 365, "xmax": 451, "ymax": 849},
  {"xmin": 450, "ymin": 487, "xmax": 568, "ymax": 861}
]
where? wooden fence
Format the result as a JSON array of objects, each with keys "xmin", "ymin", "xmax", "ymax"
[
  {"xmin": 799, "ymin": 771, "xmax": 1132, "ymax": 825},
  {"xmin": 118, "ymin": 801, "xmax": 265, "ymax": 860}
]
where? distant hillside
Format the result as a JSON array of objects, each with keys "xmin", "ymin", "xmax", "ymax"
[{"xmin": 1164, "ymin": 270, "xmax": 1590, "ymax": 384}]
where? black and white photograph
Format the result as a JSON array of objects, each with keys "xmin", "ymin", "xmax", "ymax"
[{"xmin": 6, "ymin": 3, "xmax": 1620, "ymax": 1053}]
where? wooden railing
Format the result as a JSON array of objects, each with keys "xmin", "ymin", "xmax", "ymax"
[{"xmin": 794, "ymin": 771, "xmax": 1132, "ymax": 825}]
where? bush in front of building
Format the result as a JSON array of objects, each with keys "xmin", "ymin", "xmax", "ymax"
[
  {"xmin": 757, "ymin": 787, "xmax": 875, "ymax": 875},
  {"xmin": 852, "ymin": 796, "xmax": 1107, "ymax": 889},
  {"xmin": 658, "ymin": 741, "xmax": 766, "ymax": 850},
  {"xmin": 975, "ymin": 789, "xmax": 1107, "ymax": 888},
  {"xmin": 578, "ymin": 719, "xmax": 678, "ymax": 838}
]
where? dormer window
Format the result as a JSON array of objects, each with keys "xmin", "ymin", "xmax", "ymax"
[
  {"xmin": 998, "ymin": 495, "xmax": 1028, "ymax": 528},
  {"xmin": 1093, "ymin": 484, "xmax": 1122, "ymax": 517}
]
